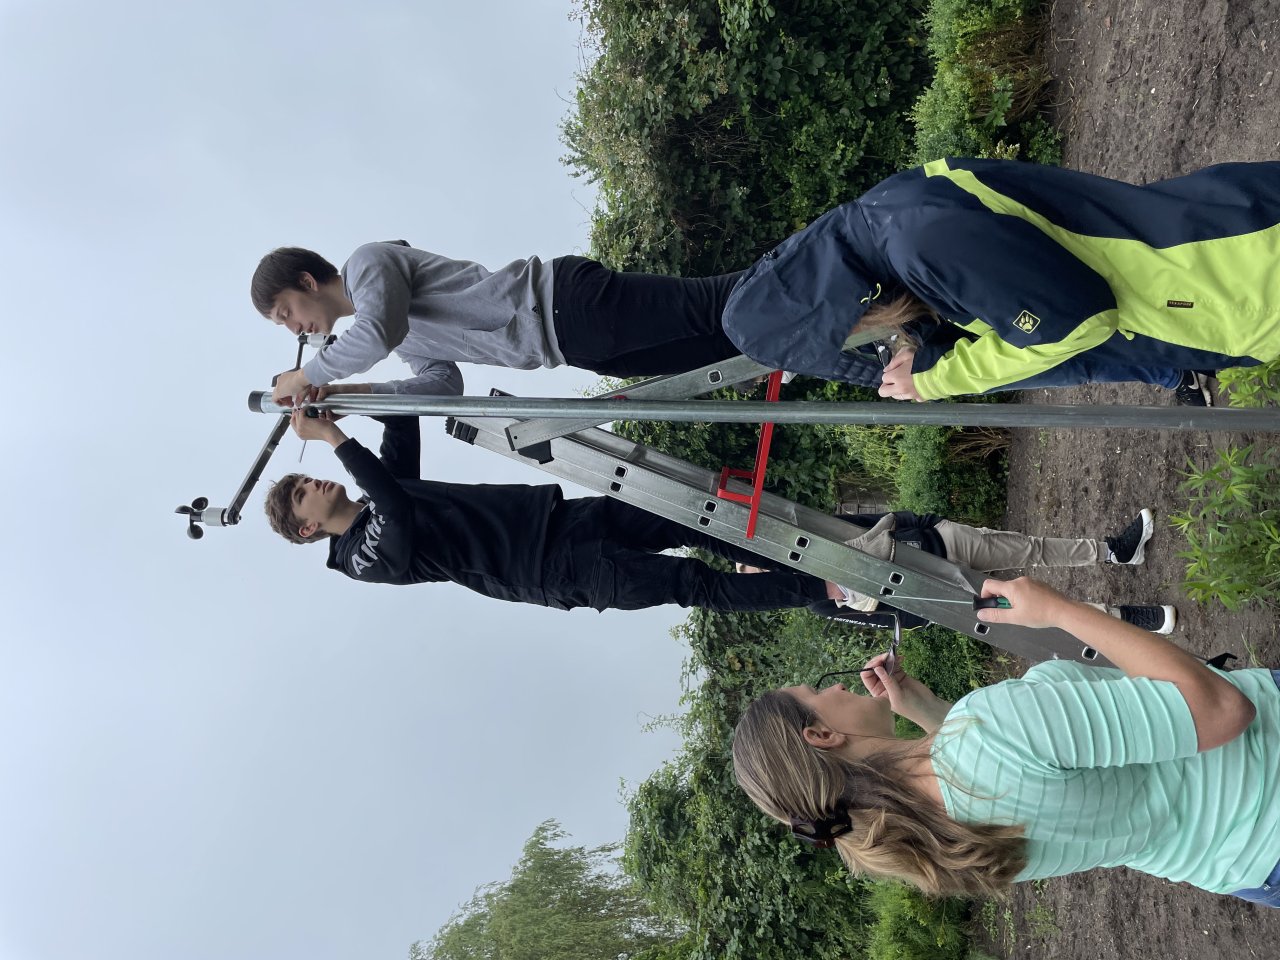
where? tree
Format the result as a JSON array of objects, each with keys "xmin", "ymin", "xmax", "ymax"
[{"xmin": 412, "ymin": 820, "xmax": 682, "ymax": 960}]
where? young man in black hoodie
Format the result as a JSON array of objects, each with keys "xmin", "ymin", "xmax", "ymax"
[
  {"xmin": 265, "ymin": 410, "xmax": 841, "ymax": 613},
  {"xmin": 266, "ymin": 410, "xmax": 1172, "ymax": 629}
]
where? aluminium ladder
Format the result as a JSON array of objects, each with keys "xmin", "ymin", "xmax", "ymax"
[{"xmin": 438, "ymin": 359, "xmax": 1109, "ymax": 667}]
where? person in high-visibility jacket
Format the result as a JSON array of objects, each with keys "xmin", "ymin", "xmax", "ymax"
[{"xmin": 721, "ymin": 158, "xmax": 1280, "ymax": 401}]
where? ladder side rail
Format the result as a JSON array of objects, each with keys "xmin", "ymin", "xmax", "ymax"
[
  {"xmin": 504, "ymin": 355, "xmax": 775, "ymax": 450},
  {"xmin": 526, "ymin": 423, "xmax": 998, "ymax": 592},
  {"xmin": 467, "ymin": 413, "xmax": 1006, "ymax": 599}
]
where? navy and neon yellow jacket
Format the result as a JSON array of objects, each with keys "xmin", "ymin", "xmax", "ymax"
[{"xmin": 723, "ymin": 158, "xmax": 1280, "ymax": 398}]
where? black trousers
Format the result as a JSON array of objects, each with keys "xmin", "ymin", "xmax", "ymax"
[
  {"xmin": 540, "ymin": 497, "xmax": 831, "ymax": 613},
  {"xmin": 550, "ymin": 255, "xmax": 744, "ymax": 377}
]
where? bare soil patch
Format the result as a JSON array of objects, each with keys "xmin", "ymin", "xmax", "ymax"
[{"xmin": 986, "ymin": 1, "xmax": 1280, "ymax": 955}]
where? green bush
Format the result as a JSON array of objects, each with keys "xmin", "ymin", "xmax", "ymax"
[
  {"xmin": 564, "ymin": 0, "xmax": 932, "ymax": 275},
  {"xmin": 901, "ymin": 624, "xmax": 990, "ymax": 705},
  {"xmin": 834, "ymin": 423, "xmax": 1008, "ymax": 526},
  {"xmin": 865, "ymin": 881, "xmax": 972, "ymax": 960},
  {"xmin": 911, "ymin": 0, "xmax": 1061, "ymax": 164},
  {"xmin": 1173, "ymin": 444, "xmax": 1280, "ymax": 610},
  {"xmin": 615, "ymin": 376, "xmax": 882, "ymax": 512},
  {"xmin": 1171, "ymin": 358, "xmax": 1280, "ymax": 610},
  {"xmin": 895, "ymin": 427, "xmax": 1007, "ymax": 525},
  {"xmin": 623, "ymin": 607, "xmax": 880, "ymax": 960}
]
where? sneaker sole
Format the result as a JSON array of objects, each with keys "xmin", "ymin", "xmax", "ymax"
[
  {"xmin": 1194, "ymin": 373, "xmax": 1215, "ymax": 407},
  {"xmin": 1126, "ymin": 508, "xmax": 1155, "ymax": 565},
  {"xmin": 1156, "ymin": 604, "xmax": 1177, "ymax": 635}
]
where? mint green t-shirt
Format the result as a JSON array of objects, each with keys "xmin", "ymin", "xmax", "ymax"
[{"xmin": 930, "ymin": 662, "xmax": 1280, "ymax": 893}]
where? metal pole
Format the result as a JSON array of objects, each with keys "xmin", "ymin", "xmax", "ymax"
[
  {"xmin": 176, "ymin": 334, "xmax": 334, "ymax": 540},
  {"xmin": 174, "ymin": 415, "xmax": 290, "ymax": 538},
  {"xmin": 248, "ymin": 391, "xmax": 1280, "ymax": 432}
]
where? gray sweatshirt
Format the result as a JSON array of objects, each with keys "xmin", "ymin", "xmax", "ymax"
[{"xmin": 302, "ymin": 241, "xmax": 564, "ymax": 396}]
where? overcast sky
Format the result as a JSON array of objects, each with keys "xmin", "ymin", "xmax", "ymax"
[{"xmin": 0, "ymin": 3, "xmax": 692, "ymax": 958}]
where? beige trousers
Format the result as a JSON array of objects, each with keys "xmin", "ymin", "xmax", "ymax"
[{"xmin": 935, "ymin": 519, "xmax": 1102, "ymax": 571}]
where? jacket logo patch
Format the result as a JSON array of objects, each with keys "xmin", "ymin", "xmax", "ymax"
[
  {"xmin": 1013, "ymin": 310, "xmax": 1041, "ymax": 334},
  {"xmin": 1166, "ymin": 299, "xmax": 1194, "ymax": 309}
]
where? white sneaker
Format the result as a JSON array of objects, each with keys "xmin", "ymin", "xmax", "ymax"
[{"xmin": 1105, "ymin": 508, "xmax": 1155, "ymax": 565}]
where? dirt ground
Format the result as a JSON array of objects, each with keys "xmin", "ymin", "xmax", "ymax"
[{"xmin": 984, "ymin": 2, "xmax": 1280, "ymax": 956}]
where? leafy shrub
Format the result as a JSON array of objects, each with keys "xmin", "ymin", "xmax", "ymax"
[
  {"xmin": 865, "ymin": 881, "xmax": 972, "ymax": 960},
  {"xmin": 623, "ymin": 607, "xmax": 879, "ymax": 960},
  {"xmin": 1173, "ymin": 444, "xmax": 1280, "ymax": 610},
  {"xmin": 901, "ymin": 624, "xmax": 990, "ymax": 705},
  {"xmin": 1171, "ymin": 359, "xmax": 1280, "ymax": 610},
  {"xmin": 614, "ymin": 376, "xmax": 882, "ymax": 512},
  {"xmin": 563, "ymin": 0, "xmax": 932, "ymax": 275},
  {"xmin": 895, "ymin": 427, "xmax": 1007, "ymax": 525},
  {"xmin": 911, "ymin": 0, "xmax": 1061, "ymax": 164},
  {"xmin": 835, "ymin": 423, "xmax": 1008, "ymax": 526}
]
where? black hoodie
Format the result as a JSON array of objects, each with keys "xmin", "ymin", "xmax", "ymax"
[{"xmin": 326, "ymin": 417, "xmax": 562, "ymax": 605}]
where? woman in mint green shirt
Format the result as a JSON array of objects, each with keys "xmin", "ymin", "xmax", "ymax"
[{"xmin": 732, "ymin": 576, "xmax": 1279, "ymax": 902}]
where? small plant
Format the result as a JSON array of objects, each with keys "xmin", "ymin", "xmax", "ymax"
[
  {"xmin": 1219, "ymin": 356, "xmax": 1280, "ymax": 407},
  {"xmin": 970, "ymin": 900, "xmax": 1016, "ymax": 958},
  {"xmin": 1024, "ymin": 880, "xmax": 1060, "ymax": 940},
  {"xmin": 1170, "ymin": 359, "xmax": 1280, "ymax": 610},
  {"xmin": 1172, "ymin": 444, "xmax": 1280, "ymax": 610}
]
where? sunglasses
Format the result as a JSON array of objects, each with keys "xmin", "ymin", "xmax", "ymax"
[
  {"xmin": 812, "ymin": 612, "xmax": 901, "ymax": 692},
  {"xmin": 788, "ymin": 814, "xmax": 853, "ymax": 848}
]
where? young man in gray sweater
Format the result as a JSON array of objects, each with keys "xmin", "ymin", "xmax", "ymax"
[
  {"xmin": 252, "ymin": 241, "xmax": 1209, "ymax": 406},
  {"xmin": 252, "ymin": 242, "xmax": 743, "ymax": 405}
]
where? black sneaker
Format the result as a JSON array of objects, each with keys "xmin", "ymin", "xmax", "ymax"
[
  {"xmin": 1117, "ymin": 604, "xmax": 1177, "ymax": 635},
  {"xmin": 1105, "ymin": 508, "xmax": 1154, "ymax": 565},
  {"xmin": 1173, "ymin": 371, "xmax": 1214, "ymax": 407}
]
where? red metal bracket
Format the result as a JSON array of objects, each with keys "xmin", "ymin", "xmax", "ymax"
[{"xmin": 715, "ymin": 370, "xmax": 784, "ymax": 538}]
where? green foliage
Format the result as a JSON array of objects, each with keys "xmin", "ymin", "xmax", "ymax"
[
  {"xmin": 1172, "ymin": 444, "xmax": 1280, "ymax": 610},
  {"xmin": 615, "ymin": 377, "xmax": 881, "ymax": 511},
  {"xmin": 865, "ymin": 881, "xmax": 972, "ymax": 960},
  {"xmin": 911, "ymin": 0, "xmax": 1061, "ymax": 164},
  {"xmin": 832, "ymin": 421, "xmax": 1008, "ymax": 527},
  {"xmin": 614, "ymin": 376, "xmax": 1007, "ymax": 528},
  {"xmin": 1021, "ymin": 882, "xmax": 1060, "ymax": 940},
  {"xmin": 1219, "ymin": 355, "xmax": 1280, "ymax": 407},
  {"xmin": 414, "ymin": 820, "xmax": 681, "ymax": 960},
  {"xmin": 622, "ymin": 607, "xmax": 879, "ymax": 960},
  {"xmin": 1171, "ymin": 359, "xmax": 1280, "ymax": 610},
  {"xmin": 893, "ymin": 427, "xmax": 1007, "ymax": 524},
  {"xmin": 900, "ymin": 624, "xmax": 989, "ymax": 705},
  {"xmin": 563, "ymin": 0, "xmax": 932, "ymax": 275}
]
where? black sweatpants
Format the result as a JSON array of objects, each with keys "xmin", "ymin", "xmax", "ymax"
[
  {"xmin": 540, "ymin": 497, "xmax": 830, "ymax": 613},
  {"xmin": 550, "ymin": 255, "xmax": 744, "ymax": 377}
]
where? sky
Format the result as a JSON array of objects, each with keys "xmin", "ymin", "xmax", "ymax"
[{"xmin": 0, "ymin": 3, "xmax": 693, "ymax": 958}]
